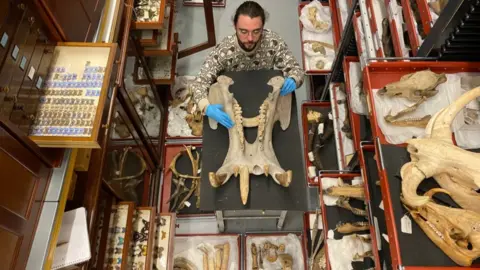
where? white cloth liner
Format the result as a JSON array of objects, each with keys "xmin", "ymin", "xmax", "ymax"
[
  {"xmin": 338, "ymin": 0, "xmax": 349, "ymax": 29},
  {"xmin": 173, "ymin": 235, "xmax": 239, "ymax": 270},
  {"xmin": 300, "ymin": 0, "xmax": 335, "ymax": 71},
  {"xmin": 335, "ymin": 87, "xmax": 355, "ymax": 162},
  {"xmin": 326, "ymin": 234, "xmax": 373, "ymax": 270},
  {"xmin": 371, "ymin": 0, "xmax": 387, "ymax": 54},
  {"xmin": 167, "ymin": 76, "xmax": 198, "ymax": 137},
  {"xmin": 372, "ymin": 73, "xmax": 480, "ymax": 148},
  {"xmin": 245, "ymin": 234, "xmax": 304, "ymax": 270},
  {"xmin": 348, "ymin": 62, "xmax": 368, "ymax": 115},
  {"xmin": 354, "ymin": 13, "xmax": 367, "ymax": 58}
]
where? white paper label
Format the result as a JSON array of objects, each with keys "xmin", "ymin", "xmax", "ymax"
[
  {"xmin": 308, "ymin": 151, "xmax": 315, "ymax": 162},
  {"xmin": 327, "ymin": 229, "xmax": 335, "ymax": 239},
  {"xmin": 382, "ymin": 233, "xmax": 389, "ymax": 243},
  {"xmin": 184, "ymin": 201, "xmax": 191, "ymax": 207},
  {"xmin": 328, "ymin": 112, "xmax": 333, "ymax": 120},
  {"xmin": 401, "ymin": 214, "xmax": 412, "ymax": 234},
  {"xmin": 374, "ymin": 217, "xmax": 382, "ymax": 251},
  {"xmin": 314, "ymin": 176, "xmax": 319, "ymax": 183},
  {"xmin": 388, "ymin": 1, "xmax": 396, "ymax": 22},
  {"xmin": 308, "ymin": 166, "xmax": 317, "ymax": 178},
  {"xmin": 317, "ymin": 123, "xmax": 324, "ymax": 134},
  {"xmin": 379, "ymin": 200, "xmax": 384, "ymax": 210},
  {"xmin": 368, "ymin": 7, "xmax": 372, "ymax": 20},
  {"xmin": 351, "ymin": 178, "xmax": 363, "ymax": 186},
  {"xmin": 28, "ymin": 66, "xmax": 35, "ymax": 80}
]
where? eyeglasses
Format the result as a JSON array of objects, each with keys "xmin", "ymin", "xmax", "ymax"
[{"xmin": 237, "ymin": 28, "xmax": 263, "ymax": 37}]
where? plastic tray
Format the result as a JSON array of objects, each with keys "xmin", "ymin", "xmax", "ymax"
[
  {"xmin": 319, "ymin": 173, "xmax": 378, "ymax": 270},
  {"xmin": 366, "ymin": 0, "xmax": 387, "ymax": 57},
  {"xmin": 373, "ymin": 140, "xmax": 480, "ymax": 269},
  {"xmin": 400, "ymin": 0, "xmax": 421, "ymax": 55},
  {"xmin": 301, "ymin": 101, "xmax": 339, "ymax": 185},
  {"xmin": 384, "ymin": 0, "xmax": 409, "ymax": 57},
  {"xmin": 244, "ymin": 233, "xmax": 307, "ymax": 270},
  {"xmin": 342, "ymin": 56, "xmax": 363, "ymax": 151},
  {"xmin": 298, "ymin": 1, "xmax": 342, "ymax": 75},
  {"xmin": 359, "ymin": 142, "xmax": 391, "ymax": 269},
  {"xmin": 160, "ymin": 143, "xmax": 212, "ymax": 216},
  {"xmin": 363, "ymin": 61, "xmax": 480, "ymax": 145}
]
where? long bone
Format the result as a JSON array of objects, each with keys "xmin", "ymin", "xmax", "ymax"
[
  {"xmin": 401, "ymin": 87, "xmax": 480, "ymax": 209},
  {"xmin": 208, "ymin": 75, "xmax": 293, "ymax": 204}
]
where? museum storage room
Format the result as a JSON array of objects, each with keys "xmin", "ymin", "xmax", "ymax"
[{"xmin": 1, "ymin": 0, "xmax": 480, "ymax": 269}]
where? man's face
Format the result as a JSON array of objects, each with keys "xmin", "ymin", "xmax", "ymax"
[{"xmin": 235, "ymin": 15, "xmax": 263, "ymax": 51}]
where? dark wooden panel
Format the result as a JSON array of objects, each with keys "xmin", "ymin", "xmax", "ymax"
[
  {"xmin": 0, "ymin": 149, "xmax": 37, "ymax": 217},
  {"xmin": 40, "ymin": 0, "xmax": 105, "ymax": 42},
  {"xmin": 0, "ymin": 123, "xmax": 51, "ymax": 270},
  {"xmin": 0, "ymin": 1, "xmax": 26, "ymax": 68},
  {"xmin": 0, "ymin": 228, "xmax": 20, "ymax": 270}
]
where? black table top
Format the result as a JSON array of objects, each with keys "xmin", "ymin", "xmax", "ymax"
[{"xmin": 200, "ymin": 70, "xmax": 307, "ymax": 211}]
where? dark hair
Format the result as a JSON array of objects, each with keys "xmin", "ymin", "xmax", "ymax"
[{"xmin": 233, "ymin": 1, "xmax": 266, "ymax": 25}]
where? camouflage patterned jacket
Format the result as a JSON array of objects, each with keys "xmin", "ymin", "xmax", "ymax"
[{"xmin": 190, "ymin": 29, "xmax": 305, "ymax": 111}]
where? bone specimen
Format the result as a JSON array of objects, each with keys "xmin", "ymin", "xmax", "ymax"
[
  {"xmin": 307, "ymin": 109, "xmax": 334, "ymax": 171},
  {"xmin": 220, "ymin": 243, "xmax": 229, "ymax": 270},
  {"xmin": 336, "ymin": 222, "xmax": 370, "ymax": 234},
  {"xmin": 379, "ymin": 70, "xmax": 446, "ymax": 125},
  {"xmin": 208, "ymin": 75, "xmax": 293, "ymax": 204},
  {"xmin": 214, "ymin": 245, "xmax": 222, "ymax": 270},
  {"xmin": 278, "ymin": 254, "xmax": 293, "ymax": 270},
  {"xmin": 174, "ymin": 257, "xmax": 197, "ymax": 270},
  {"xmin": 378, "ymin": 70, "xmax": 446, "ymax": 101},
  {"xmin": 307, "ymin": 7, "xmax": 330, "ymax": 31},
  {"xmin": 197, "ymin": 245, "xmax": 210, "ymax": 270},
  {"xmin": 310, "ymin": 210, "xmax": 325, "ymax": 270},
  {"xmin": 385, "ymin": 114, "xmax": 432, "ymax": 128},
  {"xmin": 402, "ymin": 193, "xmax": 480, "ymax": 266},
  {"xmin": 312, "ymin": 246, "xmax": 326, "ymax": 270},
  {"xmin": 401, "ymin": 87, "xmax": 480, "ymax": 211},
  {"xmin": 325, "ymin": 178, "xmax": 365, "ymax": 200},
  {"xmin": 251, "ymin": 243, "xmax": 259, "ymax": 270},
  {"xmin": 326, "ymin": 234, "xmax": 372, "ymax": 270},
  {"xmin": 167, "ymin": 146, "xmax": 201, "ymax": 212},
  {"xmin": 336, "ymin": 197, "xmax": 367, "ymax": 217},
  {"xmin": 262, "ymin": 242, "xmax": 279, "ymax": 262},
  {"xmin": 400, "ymin": 87, "xmax": 480, "ymax": 265},
  {"xmin": 429, "ymin": 0, "xmax": 448, "ymax": 15}
]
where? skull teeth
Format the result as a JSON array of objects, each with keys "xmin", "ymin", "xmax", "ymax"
[{"xmin": 426, "ymin": 220, "xmax": 444, "ymax": 240}]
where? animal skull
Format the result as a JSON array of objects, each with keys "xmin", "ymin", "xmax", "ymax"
[
  {"xmin": 400, "ymin": 87, "xmax": 480, "ymax": 266},
  {"xmin": 208, "ymin": 75, "xmax": 293, "ymax": 205},
  {"xmin": 377, "ymin": 70, "xmax": 446, "ymax": 102},
  {"xmin": 401, "ymin": 87, "xmax": 480, "ymax": 210}
]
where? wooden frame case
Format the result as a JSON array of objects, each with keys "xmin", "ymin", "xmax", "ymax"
[
  {"xmin": 142, "ymin": 3, "xmax": 175, "ymax": 56},
  {"xmin": 131, "ymin": 206, "xmax": 156, "ymax": 269},
  {"xmin": 28, "ymin": 42, "xmax": 118, "ymax": 148},
  {"xmin": 139, "ymin": 30, "xmax": 160, "ymax": 47},
  {"xmin": 131, "ymin": 0, "xmax": 167, "ymax": 30}
]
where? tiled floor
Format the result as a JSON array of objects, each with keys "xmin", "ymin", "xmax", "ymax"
[{"xmin": 172, "ymin": 0, "xmax": 318, "ymax": 233}]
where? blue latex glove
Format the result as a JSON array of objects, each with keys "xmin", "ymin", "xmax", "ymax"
[
  {"xmin": 280, "ymin": 77, "xmax": 297, "ymax": 96},
  {"xmin": 205, "ymin": 104, "xmax": 234, "ymax": 129}
]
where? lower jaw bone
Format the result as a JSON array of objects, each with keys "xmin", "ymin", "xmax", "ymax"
[{"xmin": 207, "ymin": 75, "xmax": 293, "ymax": 205}]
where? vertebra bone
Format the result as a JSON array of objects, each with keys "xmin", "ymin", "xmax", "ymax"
[{"xmin": 208, "ymin": 75, "xmax": 293, "ymax": 204}]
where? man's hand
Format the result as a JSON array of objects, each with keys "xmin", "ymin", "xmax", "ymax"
[
  {"xmin": 280, "ymin": 77, "xmax": 296, "ymax": 96},
  {"xmin": 205, "ymin": 104, "xmax": 234, "ymax": 129}
]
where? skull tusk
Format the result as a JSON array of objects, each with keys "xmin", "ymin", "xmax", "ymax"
[
  {"xmin": 263, "ymin": 164, "xmax": 269, "ymax": 176},
  {"xmin": 424, "ymin": 188, "xmax": 451, "ymax": 198},
  {"xmin": 209, "ymin": 173, "xmax": 227, "ymax": 188},
  {"xmin": 400, "ymin": 162, "xmax": 430, "ymax": 207},
  {"xmin": 240, "ymin": 166, "xmax": 249, "ymax": 205},
  {"xmin": 275, "ymin": 170, "xmax": 293, "ymax": 187},
  {"xmin": 233, "ymin": 166, "xmax": 240, "ymax": 177}
]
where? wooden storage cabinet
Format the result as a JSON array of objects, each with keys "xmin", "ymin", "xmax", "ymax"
[
  {"xmin": 0, "ymin": 121, "xmax": 52, "ymax": 270},
  {"xmin": 38, "ymin": 0, "xmax": 106, "ymax": 42}
]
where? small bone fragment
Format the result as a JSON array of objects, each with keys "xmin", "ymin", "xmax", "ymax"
[
  {"xmin": 251, "ymin": 243, "xmax": 259, "ymax": 270},
  {"xmin": 240, "ymin": 166, "xmax": 249, "ymax": 205},
  {"xmin": 278, "ymin": 254, "xmax": 293, "ymax": 270},
  {"xmin": 307, "ymin": 110, "xmax": 322, "ymax": 122},
  {"xmin": 307, "ymin": 7, "xmax": 329, "ymax": 30},
  {"xmin": 278, "ymin": 244, "xmax": 285, "ymax": 253}
]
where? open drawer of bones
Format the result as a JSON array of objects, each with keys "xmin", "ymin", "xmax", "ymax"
[
  {"xmin": 173, "ymin": 235, "xmax": 240, "ymax": 270},
  {"xmin": 370, "ymin": 69, "xmax": 480, "ymax": 147},
  {"xmin": 320, "ymin": 176, "xmax": 375, "ymax": 270},
  {"xmin": 246, "ymin": 234, "xmax": 305, "ymax": 270}
]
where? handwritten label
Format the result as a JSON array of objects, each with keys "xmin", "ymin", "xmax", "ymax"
[{"xmin": 184, "ymin": 201, "xmax": 191, "ymax": 208}]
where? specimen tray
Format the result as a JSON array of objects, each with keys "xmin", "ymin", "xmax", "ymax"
[{"xmin": 200, "ymin": 70, "xmax": 307, "ymax": 211}]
